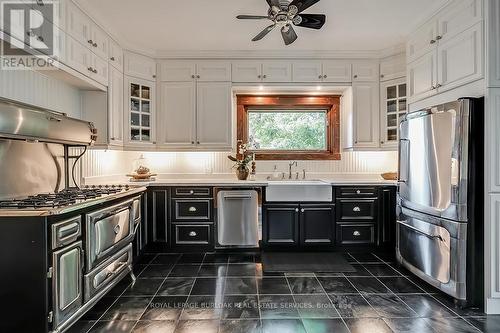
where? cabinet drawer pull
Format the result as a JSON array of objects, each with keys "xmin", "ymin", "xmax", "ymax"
[
  {"xmin": 353, "ymin": 230, "xmax": 361, "ymax": 236},
  {"xmin": 188, "ymin": 206, "xmax": 197, "ymax": 212},
  {"xmin": 295, "ymin": 208, "xmax": 299, "ymax": 212},
  {"xmin": 188, "ymin": 231, "xmax": 197, "ymax": 237},
  {"xmin": 353, "ymin": 206, "xmax": 361, "ymax": 212}
]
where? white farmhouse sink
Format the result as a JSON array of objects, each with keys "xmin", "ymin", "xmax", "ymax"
[{"xmin": 266, "ymin": 180, "xmax": 332, "ymax": 202}]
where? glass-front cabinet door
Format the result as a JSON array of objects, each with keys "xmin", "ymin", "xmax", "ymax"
[
  {"xmin": 125, "ymin": 77, "xmax": 156, "ymax": 147},
  {"xmin": 380, "ymin": 78, "xmax": 407, "ymax": 148}
]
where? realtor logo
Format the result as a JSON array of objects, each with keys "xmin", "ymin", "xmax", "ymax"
[{"xmin": 1, "ymin": 1, "xmax": 58, "ymax": 69}]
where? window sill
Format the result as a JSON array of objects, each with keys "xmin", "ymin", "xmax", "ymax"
[{"xmin": 253, "ymin": 152, "xmax": 341, "ymax": 160}]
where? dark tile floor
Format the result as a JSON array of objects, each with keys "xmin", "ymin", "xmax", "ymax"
[{"xmin": 69, "ymin": 252, "xmax": 499, "ymax": 333}]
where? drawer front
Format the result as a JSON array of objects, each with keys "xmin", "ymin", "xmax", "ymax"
[
  {"xmin": 172, "ymin": 187, "xmax": 212, "ymax": 197},
  {"xmin": 51, "ymin": 216, "xmax": 82, "ymax": 250},
  {"xmin": 337, "ymin": 199, "xmax": 378, "ymax": 221},
  {"xmin": 337, "ymin": 224, "xmax": 375, "ymax": 245},
  {"xmin": 173, "ymin": 199, "xmax": 212, "ymax": 221},
  {"xmin": 337, "ymin": 187, "xmax": 378, "ymax": 198},
  {"xmin": 174, "ymin": 224, "xmax": 211, "ymax": 245}
]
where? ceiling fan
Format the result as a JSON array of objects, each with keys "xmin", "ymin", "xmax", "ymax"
[{"xmin": 237, "ymin": 0, "xmax": 326, "ymax": 45}]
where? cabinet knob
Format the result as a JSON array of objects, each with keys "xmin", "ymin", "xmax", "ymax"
[
  {"xmin": 353, "ymin": 230, "xmax": 361, "ymax": 237},
  {"xmin": 263, "ymin": 74, "xmax": 267, "ymax": 79},
  {"xmin": 87, "ymin": 39, "xmax": 93, "ymax": 45},
  {"xmin": 318, "ymin": 75, "xmax": 323, "ymax": 79},
  {"xmin": 152, "ymin": 75, "xmax": 156, "ymax": 79},
  {"xmin": 189, "ymin": 190, "xmax": 194, "ymax": 194},
  {"xmin": 353, "ymin": 206, "xmax": 361, "ymax": 212},
  {"xmin": 301, "ymin": 208, "xmax": 305, "ymax": 213},
  {"xmin": 188, "ymin": 206, "xmax": 197, "ymax": 212},
  {"xmin": 87, "ymin": 66, "xmax": 93, "ymax": 72},
  {"xmin": 197, "ymin": 141, "xmax": 200, "ymax": 144},
  {"xmin": 110, "ymin": 137, "xmax": 115, "ymax": 140},
  {"xmin": 196, "ymin": 75, "xmax": 201, "ymax": 79},
  {"xmin": 435, "ymin": 83, "xmax": 442, "ymax": 88},
  {"xmin": 37, "ymin": 36, "xmax": 44, "ymax": 42},
  {"xmin": 356, "ymin": 190, "xmax": 361, "ymax": 194},
  {"xmin": 380, "ymin": 74, "xmax": 385, "ymax": 78},
  {"xmin": 436, "ymin": 35, "xmax": 442, "ymax": 40},
  {"xmin": 353, "ymin": 74, "xmax": 358, "ymax": 79},
  {"xmin": 381, "ymin": 141, "xmax": 384, "ymax": 144},
  {"xmin": 323, "ymin": 75, "xmax": 327, "ymax": 79},
  {"xmin": 191, "ymin": 141, "xmax": 195, "ymax": 144},
  {"xmin": 295, "ymin": 208, "xmax": 299, "ymax": 212},
  {"xmin": 431, "ymin": 85, "xmax": 436, "ymax": 90},
  {"xmin": 110, "ymin": 56, "xmax": 115, "ymax": 61},
  {"xmin": 192, "ymin": 75, "xmax": 196, "ymax": 79},
  {"xmin": 188, "ymin": 231, "xmax": 197, "ymax": 237},
  {"xmin": 93, "ymin": 42, "xmax": 97, "ymax": 47},
  {"xmin": 430, "ymin": 39, "xmax": 436, "ymax": 44}
]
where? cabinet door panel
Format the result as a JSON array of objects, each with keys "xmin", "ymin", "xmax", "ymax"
[
  {"xmin": 407, "ymin": 20, "xmax": 439, "ymax": 63},
  {"xmin": 232, "ymin": 62, "xmax": 262, "ymax": 82},
  {"xmin": 66, "ymin": 1, "xmax": 91, "ymax": 46},
  {"xmin": 437, "ymin": 23, "xmax": 483, "ymax": 92},
  {"xmin": 323, "ymin": 61, "xmax": 352, "ymax": 82},
  {"xmin": 352, "ymin": 61, "xmax": 379, "ymax": 82},
  {"xmin": 438, "ymin": 0, "xmax": 482, "ymax": 41},
  {"xmin": 196, "ymin": 82, "xmax": 232, "ymax": 149},
  {"xmin": 124, "ymin": 52, "xmax": 156, "ymax": 81},
  {"xmin": 160, "ymin": 61, "xmax": 195, "ymax": 82},
  {"xmin": 262, "ymin": 61, "xmax": 292, "ymax": 82},
  {"xmin": 300, "ymin": 205, "xmax": 335, "ymax": 246},
  {"xmin": 292, "ymin": 61, "xmax": 322, "ymax": 82},
  {"xmin": 407, "ymin": 51, "xmax": 438, "ymax": 102},
  {"xmin": 197, "ymin": 61, "xmax": 231, "ymax": 82},
  {"xmin": 91, "ymin": 53, "xmax": 108, "ymax": 86},
  {"xmin": 108, "ymin": 66, "xmax": 124, "ymax": 145},
  {"xmin": 159, "ymin": 82, "xmax": 196, "ymax": 148},
  {"xmin": 352, "ymin": 82, "xmax": 379, "ymax": 148},
  {"xmin": 125, "ymin": 77, "xmax": 156, "ymax": 147},
  {"xmin": 65, "ymin": 35, "xmax": 91, "ymax": 75},
  {"xmin": 380, "ymin": 54, "xmax": 406, "ymax": 81},
  {"xmin": 263, "ymin": 205, "xmax": 299, "ymax": 246},
  {"xmin": 90, "ymin": 25, "xmax": 108, "ymax": 60}
]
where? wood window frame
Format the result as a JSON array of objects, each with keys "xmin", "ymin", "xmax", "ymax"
[{"xmin": 237, "ymin": 95, "xmax": 341, "ymax": 160}]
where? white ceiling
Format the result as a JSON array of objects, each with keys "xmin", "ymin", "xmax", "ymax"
[{"xmin": 76, "ymin": 0, "xmax": 448, "ymax": 54}]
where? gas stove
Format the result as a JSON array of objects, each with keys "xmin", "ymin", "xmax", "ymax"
[{"xmin": 0, "ymin": 185, "xmax": 145, "ymax": 216}]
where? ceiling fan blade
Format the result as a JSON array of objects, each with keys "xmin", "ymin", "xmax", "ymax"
[
  {"xmin": 289, "ymin": 0, "xmax": 321, "ymax": 13},
  {"xmin": 237, "ymin": 15, "xmax": 269, "ymax": 19},
  {"xmin": 252, "ymin": 24, "xmax": 276, "ymax": 41},
  {"xmin": 266, "ymin": 0, "xmax": 282, "ymax": 8},
  {"xmin": 293, "ymin": 14, "xmax": 326, "ymax": 29},
  {"xmin": 281, "ymin": 24, "xmax": 298, "ymax": 45}
]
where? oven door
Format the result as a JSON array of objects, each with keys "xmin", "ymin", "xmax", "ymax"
[
  {"xmin": 396, "ymin": 206, "xmax": 467, "ymax": 300},
  {"xmin": 86, "ymin": 198, "xmax": 134, "ymax": 271},
  {"xmin": 52, "ymin": 241, "xmax": 83, "ymax": 328}
]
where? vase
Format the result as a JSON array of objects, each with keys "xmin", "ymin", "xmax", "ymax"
[{"xmin": 236, "ymin": 165, "xmax": 249, "ymax": 180}]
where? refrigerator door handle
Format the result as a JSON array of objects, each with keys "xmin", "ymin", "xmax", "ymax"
[
  {"xmin": 396, "ymin": 220, "xmax": 444, "ymax": 242},
  {"xmin": 398, "ymin": 138, "xmax": 410, "ymax": 183}
]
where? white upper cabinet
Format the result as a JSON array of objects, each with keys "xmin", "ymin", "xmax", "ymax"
[
  {"xmin": 407, "ymin": 50, "xmax": 438, "ymax": 102},
  {"xmin": 88, "ymin": 25, "xmax": 108, "ymax": 60},
  {"xmin": 160, "ymin": 61, "xmax": 231, "ymax": 82},
  {"xmin": 380, "ymin": 79, "xmax": 407, "ymax": 149},
  {"xmin": 65, "ymin": 34, "xmax": 92, "ymax": 75},
  {"xmin": 292, "ymin": 61, "xmax": 323, "ymax": 82},
  {"xmin": 160, "ymin": 61, "xmax": 196, "ymax": 81},
  {"xmin": 90, "ymin": 53, "xmax": 109, "ymax": 86},
  {"xmin": 351, "ymin": 82, "xmax": 380, "ymax": 148},
  {"xmin": 66, "ymin": 1, "xmax": 91, "ymax": 47},
  {"xmin": 323, "ymin": 61, "xmax": 352, "ymax": 82},
  {"xmin": 380, "ymin": 54, "xmax": 406, "ymax": 81},
  {"xmin": 437, "ymin": 22, "xmax": 483, "ymax": 92},
  {"xmin": 262, "ymin": 61, "xmax": 292, "ymax": 82},
  {"xmin": 197, "ymin": 61, "xmax": 232, "ymax": 82},
  {"xmin": 125, "ymin": 76, "xmax": 156, "ymax": 147},
  {"xmin": 159, "ymin": 82, "xmax": 196, "ymax": 148},
  {"xmin": 407, "ymin": 20, "xmax": 439, "ymax": 63},
  {"xmin": 108, "ymin": 66, "xmax": 124, "ymax": 146},
  {"xmin": 352, "ymin": 61, "xmax": 379, "ymax": 82},
  {"xmin": 124, "ymin": 51, "xmax": 157, "ymax": 81},
  {"xmin": 437, "ymin": 0, "xmax": 483, "ymax": 42},
  {"xmin": 292, "ymin": 61, "xmax": 352, "ymax": 82},
  {"xmin": 232, "ymin": 61, "xmax": 262, "ymax": 82},
  {"xmin": 108, "ymin": 39, "xmax": 123, "ymax": 70},
  {"xmin": 196, "ymin": 82, "xmax": 232, "ymax": 148},
  {"xmin": 232, "ymin": 61, "xmax": 291, "ymax": 82}
]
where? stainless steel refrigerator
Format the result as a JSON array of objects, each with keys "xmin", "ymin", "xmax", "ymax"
[{"xmin": 396, "ymin": 98, "xmax": 484, "ymax": 307}]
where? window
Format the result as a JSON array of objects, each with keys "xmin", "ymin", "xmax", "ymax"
[{"xmin": 237, "ymin": 95, "xmax": 341, "ymax": 160}]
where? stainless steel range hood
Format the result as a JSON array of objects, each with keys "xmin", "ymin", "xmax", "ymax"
[{"xmin": 0, "ymin": 98, "xmax": 96, "ymax": 145}]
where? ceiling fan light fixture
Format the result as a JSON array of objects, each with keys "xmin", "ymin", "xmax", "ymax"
[{"xmin": 292, "ymin": 15, "xmax": 302, "ymax": 25}]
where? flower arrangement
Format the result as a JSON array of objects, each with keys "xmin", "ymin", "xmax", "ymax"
[{"xmin": 228, "ymin": 141, "xmax": 253, "ymax": 180}]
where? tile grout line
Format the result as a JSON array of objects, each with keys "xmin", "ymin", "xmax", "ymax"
[{"xmin": 313, "ymin": 274, "xmax": 352, "ymax": 333}]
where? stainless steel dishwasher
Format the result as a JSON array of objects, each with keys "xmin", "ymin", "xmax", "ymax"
[{"xmin": 216, "ymin": 190, "xmax": 259, "ymax": 248}]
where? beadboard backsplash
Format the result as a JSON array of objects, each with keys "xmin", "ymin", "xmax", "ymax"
[{"xmin": 81, "ymin": 150, "xmax": 398, "ymax": 180}]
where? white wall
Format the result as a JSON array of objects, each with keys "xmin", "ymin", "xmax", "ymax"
[{"xmin": 81, "ymin": 149, "xmax": 398, "ymax": 180}]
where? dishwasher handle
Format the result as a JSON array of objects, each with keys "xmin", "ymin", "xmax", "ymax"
[{"xmin": 223, "ymin": 195, "xmax": 253, "ymax": 200}]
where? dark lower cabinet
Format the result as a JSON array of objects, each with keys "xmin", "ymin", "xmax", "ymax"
[
  {"xmin": 262, "ymin": 203, "xmax": 335, "ymax": 248},
  {"xmin": 300, "ymin": 204, "xmax": 335, "ymax": 246},
  {"xmin": 378, "ymin": 186, "xmax": 397, "ymax": 248},
  {"xmin": 263, "ymin": 204, "xmax": 300, "ymax": 246},
  {"xmin": 147, "ymin": 187, "xmax": 169, "ymax": 242}
]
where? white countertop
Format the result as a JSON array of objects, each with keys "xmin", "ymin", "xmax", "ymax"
[{"xmin": 84, "ymin": 174, "xmax": 397, "ymax": 187}]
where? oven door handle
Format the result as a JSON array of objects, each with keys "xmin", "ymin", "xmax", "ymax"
[{"xmin": 397, "ymin": 220, "xmax": 444, "ymax": 242}]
